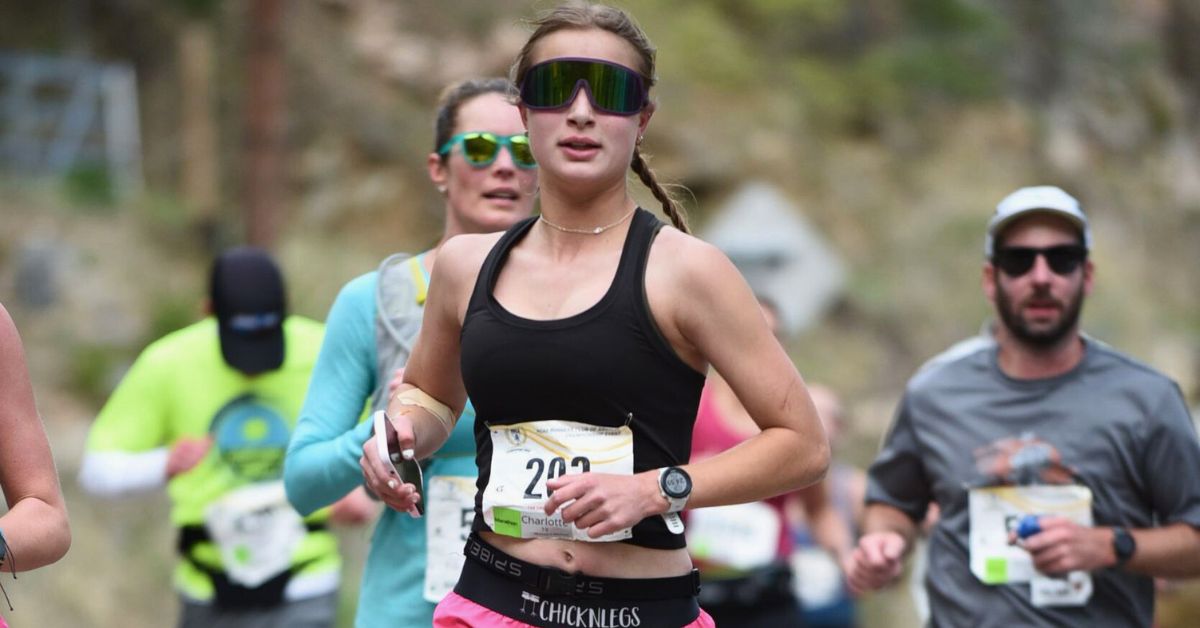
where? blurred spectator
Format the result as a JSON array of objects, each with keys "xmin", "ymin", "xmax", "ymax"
[
  {"xmin": 788, "ymin": 383, "xmax": 864, "ymax": 628},
  {"xmin": 688, "ymin": 301, "xmax": 851, "ymax": 627},
  {"xmin": 79, "ymin": 247, "xmax": 361, "ymax": 628}
]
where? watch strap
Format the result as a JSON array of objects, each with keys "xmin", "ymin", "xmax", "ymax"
[{"xmin": 1112, "ymin": 526, "xmax": 1135, "ymax": 566}]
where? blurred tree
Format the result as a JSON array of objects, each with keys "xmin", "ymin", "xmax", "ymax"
[
  {"xmin": 149, "ymin": 0, "xmax": 224, "ymax": 251},
  {"xmin": 1165, "ymin": 0, "xmax": 1200, "ymax": 124},
  {"xmin": 244, "ymin": 0, "xmax": 285, "ymax": 248},
  {"xmin": 177, "ymin": 7, "xmax": 220, "ymax": 250},
  {"xmin": 1009, "ymin": 0, "xmax": 1065, "ymax": 106}
]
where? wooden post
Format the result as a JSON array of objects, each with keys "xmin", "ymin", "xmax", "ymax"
[
  {"xmin": 179, "ymin": 20, "xmax": 218, "ymax": 234},
  {"xmin": 244, "ymin": 0, "xmax": 285, "ymax": 248}
]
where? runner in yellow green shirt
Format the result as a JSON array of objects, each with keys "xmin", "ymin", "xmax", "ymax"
[{"xmin": 80, "ymin": 247, "xmax": 345, "ymax": 628}]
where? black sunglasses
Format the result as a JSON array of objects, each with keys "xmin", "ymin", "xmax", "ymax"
[{"xmin": 992, "ymin": 245, "xmax": 1088, "ymax": 277}]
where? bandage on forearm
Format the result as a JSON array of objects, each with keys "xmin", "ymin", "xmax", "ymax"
[{"xmin": 391, "ymin": 387, "xmax": 456, "ymax": 434}]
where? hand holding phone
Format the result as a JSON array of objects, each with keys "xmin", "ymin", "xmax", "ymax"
[{"xmin": 373, "ymin": 410, "xmax": 424, "ymax": 517}]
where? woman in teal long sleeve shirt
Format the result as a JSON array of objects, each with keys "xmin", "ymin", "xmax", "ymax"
[{"xmin": 284, "ymin": 77, "xmax": 537, "ymax": 627}]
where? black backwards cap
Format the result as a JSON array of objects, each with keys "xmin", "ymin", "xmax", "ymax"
[{"xmin": 210, "ymin": 246, "xmax": 286, "ymax": 375}]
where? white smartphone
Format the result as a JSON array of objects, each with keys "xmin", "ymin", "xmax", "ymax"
[{"xmin": 373, "ymin": 410, "xmax": 424, "ymax": 516}]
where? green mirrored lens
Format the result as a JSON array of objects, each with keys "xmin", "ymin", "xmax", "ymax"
[
  {"xmin": 508, "ymin": 136, "xmax": 536, "ymax": 167},
  {"xmin": 534, "ymin": 63, "xmax": 575, "ymax": 106},
  {"xmin": 586, "ymin": 63, "xmax": 638, "ymax": 113},
  {"xmin": 461, "ymin": 134, "xmax": 500, "ymax": 164}
]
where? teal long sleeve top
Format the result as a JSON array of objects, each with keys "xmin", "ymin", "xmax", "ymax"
[{"xmin": 284, "ymin": 268, "xmax": 477, "ymax": 627}]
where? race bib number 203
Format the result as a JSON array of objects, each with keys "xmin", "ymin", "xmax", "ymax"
[{"xmin": 482, "ymin": 420, "xmax": 634, "ymax": 542}]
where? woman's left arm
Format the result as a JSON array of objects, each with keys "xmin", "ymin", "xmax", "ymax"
[
  {"xmin": 546, "ymin": 233, "xmax": 828, "ymax": 537},
  {"xmin": 661, "ymin": 235, "xmax": 830, "ymax": 508},
  {"xmin": 0, "ymin": 305, "xmax": 71, "ymax": 571}
]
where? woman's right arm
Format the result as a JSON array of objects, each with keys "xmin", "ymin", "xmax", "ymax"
[
  {"xmin": 362, "ymin": 235, "xmax": 489, "ymax": 511},
  {"xmin": 0, "ymin": 305, "xmax": 71, "ymax": 571},
  {"xmin": 284, "ymin": 275, "xmax": 380, "ymax": 515}
]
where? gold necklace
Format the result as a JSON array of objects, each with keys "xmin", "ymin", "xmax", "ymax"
[{"xmin": 538, "ymin": 207, "xmax": 637, "ymax": 235}]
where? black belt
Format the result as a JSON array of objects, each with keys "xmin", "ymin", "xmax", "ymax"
[
  {"xmin": 697, "ymin": 561, "xmax": 797, "ymax": 608},
  {"xmin": 455, "ymin": 558, "xmax": 703, "ymax": 628},
  {"xmin": 464, "ymin": 533, "xmax": 701, "ymax": 600},
  {"xmin": 176, "ymin": 522, "xmax": 328, "ymax": 610}
]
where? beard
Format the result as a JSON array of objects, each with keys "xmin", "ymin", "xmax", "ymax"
[{"xmin": 994, "ymin": 279, "xmax": 1085, "ymax": 349}]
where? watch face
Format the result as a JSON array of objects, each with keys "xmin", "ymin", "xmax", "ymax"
[
  {"xmin": 663, "ymin": 468, "xmax": 690, "ymax": 498},
  {"xmin": 1114, "ymin": 528, "xmax": 1135, "ymax": 558}
]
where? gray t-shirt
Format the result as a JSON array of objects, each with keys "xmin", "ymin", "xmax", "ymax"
[{"xmin": 867, "ymin": 338, "xmax": 1200, "ymax": 627}]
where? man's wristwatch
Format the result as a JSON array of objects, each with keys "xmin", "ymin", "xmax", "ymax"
[
  {"xmin": 1112, "ymin": 526, "xmax": 1136, "ymax": 566},
  {"xmin": 657, "ymin": 466, "xmax": 692, "ymax": 513}
]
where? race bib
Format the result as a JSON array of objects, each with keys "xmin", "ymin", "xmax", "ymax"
[
  {"xmin": 968, "ymin": 484, "xmax": 1093, "ymax": 607},
  {"xmin": 686, "ymin": 502, "xmax": 780, "ymax": 570},
  {"xmin": 424, "ymin": 475, "xmax": 476, "ymax": 602},
  {"xmin": 1030, "ymin": 570, "xmax": 1093, "ymax": 607},
  {"xmin": 483, "ymin": 420, "xmax": 633, "ymax": 542},
  {"xmin": 790, "ymin": 547, "xmax": 846, "ymax": 609},
  {"xmin": 204, "ymin": 481, "xmax": 305, "ymax": 588}
]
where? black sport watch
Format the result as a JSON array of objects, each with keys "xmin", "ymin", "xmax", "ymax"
[
  {"xmin": 1112, "ymin": 527, "xmax": 1136, "ymax": 566},
  {"xmin": 657, "ymin": 467, "xmax": 692, "ymax": 513}
]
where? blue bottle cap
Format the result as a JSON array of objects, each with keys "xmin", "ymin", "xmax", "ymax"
[{"xmin": 1016, "ymin": 514, "xmax": 1042, "ymax": 539}]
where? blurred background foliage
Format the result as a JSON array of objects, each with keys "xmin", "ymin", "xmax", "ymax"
[{"xmin": 1, "ymin": 0, "xmax": 1198, "ymax": 626}]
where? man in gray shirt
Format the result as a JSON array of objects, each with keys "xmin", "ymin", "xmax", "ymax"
[{"xmin": 845, "ymin": 186, "xmax": 1200, "ymax": 627}]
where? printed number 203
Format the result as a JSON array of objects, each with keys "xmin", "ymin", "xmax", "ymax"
[{"xmin": 523, "ymin": 456, "xmax": 590, "ymax": 498}]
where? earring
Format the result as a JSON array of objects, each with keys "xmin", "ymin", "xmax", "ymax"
[
  {"xmin": 637, "ymin": 135, "xmax": 644, "ymax": 144},
  {"xmin": 436, "ymin": 185, "xmax": 447, "ymax": 194}
]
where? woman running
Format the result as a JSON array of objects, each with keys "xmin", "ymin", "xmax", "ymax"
[
  {"xmin": 363, "ymin": 3, "xmax": 829, "ymax": 626},
  {"xmin": 285, "ymin": 78, "xmax": 537, "ymax": 627}
]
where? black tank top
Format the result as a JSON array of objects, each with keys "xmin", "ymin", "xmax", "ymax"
[{"xmin": 460, "ymin": 208, "xmax": 705, "ymax": 549}]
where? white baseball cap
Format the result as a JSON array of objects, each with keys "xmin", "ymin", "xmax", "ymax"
[{"xmin": 985, "ymin": 185, "xmax": 1091, "ymax": 257}]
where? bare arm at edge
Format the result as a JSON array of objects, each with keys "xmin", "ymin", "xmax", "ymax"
[{"xmin": 0, "ymin": 304, "xmax": 71, "ymax": 571}]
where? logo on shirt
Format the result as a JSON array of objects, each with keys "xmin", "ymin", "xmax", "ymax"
[
  {"xmin": 209, "ymin": 393, "xmax": 291, "ymax": 481},
  {"xmin": 974, "ymin": 432, "xmax": 1076, "ymax": 485}
]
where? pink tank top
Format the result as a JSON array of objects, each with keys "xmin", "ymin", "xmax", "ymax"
[{"xmin": 688, "ymin": 383, "xmax": 794, "ymax": 563}]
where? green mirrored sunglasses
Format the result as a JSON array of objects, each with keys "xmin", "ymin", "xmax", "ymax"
[
  {"xmin": 520, "ymin": 57, "xmax": 649, "ymax": 116},
  {"xmin": 438, "ymin": 132, "xmax": 537, "ymax": 169}
]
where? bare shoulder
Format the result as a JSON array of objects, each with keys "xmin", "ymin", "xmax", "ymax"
[
  {"xmin": 0, "ymin": 303, "xmax": 20, "ymax": 355},
  {"xmin": 436, "ymin": 232, "xmax": 505, "ymax": 286},
  {"xmin": 0, "ymin": 302, "xmax": 31, "ymax": 412},
  {"xmin": 647, "ymin": 226, "xmax": 743, "ymax": 298},
  {"xmin": 644, "ymin": 226, "xmax": 758, "ymax": 365},
  {"xmin": 644, "ymin": 225, "xmax": 780, "ymax": 373}
]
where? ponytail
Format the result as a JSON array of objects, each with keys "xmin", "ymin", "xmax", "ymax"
[{"xmin": 631, "ymin": 148, "xmax": 689, "ymax": 233}]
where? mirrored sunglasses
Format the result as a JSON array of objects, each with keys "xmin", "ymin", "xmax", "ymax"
[
  {"xmin": 992, "ymin": 245, "xmax": 1088, "ymax": 277},
  {"xmin": 519, "ymin": 57, "xmax": 648, "ymax": 116},
  {"xmin": 438, "ymin": 132, "xmax": 537, "ymax": 169}
]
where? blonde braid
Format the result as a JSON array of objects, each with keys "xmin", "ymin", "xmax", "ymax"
[{"xmin": 631, "ymin": 148, "xmax": 689, "ymax": 233}]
